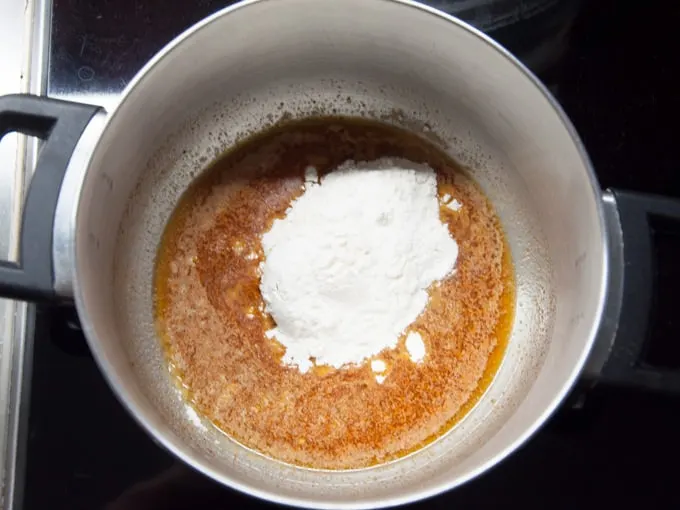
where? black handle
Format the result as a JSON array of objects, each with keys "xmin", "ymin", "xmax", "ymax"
[
  {"xmin": 600, "ymin": 189, "xmax": 680, "ymax": 393},
  {"xmin": 0, "ymin": 94, "xmax": 100, "ymax": 301}
]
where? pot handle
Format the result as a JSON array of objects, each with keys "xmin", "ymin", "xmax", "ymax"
[
  {"xmin": 598, "ymin": 189, "xmax": 680, "ymax": 393},
  {"xmin": 0, "ymin": 95, "xmax": 100, "ymax": 302}
]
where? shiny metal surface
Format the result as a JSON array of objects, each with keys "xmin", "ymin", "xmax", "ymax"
[
  {"xmin": 65, "ymin": 0, "xmax": 606, "ymax": 507},
  {"xmin": 0, "ymin": 15, "xmax": 26, "ymax": 506},
  {"xmin": 581, "ymin": 191, "xmax": 624, "ymax": 381},
  {"xmin": 52, "ymin": 111, "xmax": 107, "ymax": 298},
  {"xmin": 0, "ymin": 0, "xmax": 50, "ymax": 508}
]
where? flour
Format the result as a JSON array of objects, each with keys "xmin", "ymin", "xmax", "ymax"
[
  {"xmin": 184, "ymin": 404, "xmax": 207, "ymax": 431},
  {"xmin": 259, "ymin": 159, "xmax": 459, "ymax": 373},
  {"xmin": 304, "ymin": 165, "xmax": 319, "ymax": 186},
  {"xmin": 371, "ymin": 359, "xmax": 387, "ymax": 373},
  {"xmin": 446, "ymin": 199, "xmax": 462, "ymax": 212},
  {"xmin": 371, "ymin": 358, "xmax": 388, "ymax": 384},
  {"xmin": 441, "ymin": 193, "xmax": 462, "ymax": 212},
  {"xmin": 405, "ymin": 331, "xmax": 426, "ymax": 363}
]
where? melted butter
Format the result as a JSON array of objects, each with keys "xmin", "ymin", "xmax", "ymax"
[
  {"xmin": 392, "ymin": 238, "xmax": 515, "ymax": 462},
  {"xmin": 153, "ymin": 116, "xmax": 516, "ymax": 469},
  {"xmin": 357, "ymin": 232, "xmax": 515, "ymax": 467}
]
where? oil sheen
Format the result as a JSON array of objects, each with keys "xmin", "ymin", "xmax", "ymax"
[{"xmin": 154, "ymin": 117, "xmax": 516, "ymax": 470}]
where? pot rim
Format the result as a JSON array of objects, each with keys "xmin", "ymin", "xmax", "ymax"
[{"xmin": 72, "ymin": 0, "xmax": 609, "ymax": 507}]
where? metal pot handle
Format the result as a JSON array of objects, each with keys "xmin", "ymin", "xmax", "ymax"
[
  {"xmin": 595, "ymin": 189, "xmax": 680, "ymax": 393},
  {"xmin": 0, "ymin": 95, "xmax": 100, "ymax": 301}
]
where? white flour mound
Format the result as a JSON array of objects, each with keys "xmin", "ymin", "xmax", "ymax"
[{"xmin": 259, "ymin": 159, "xmax": 458, "ymax": 373}]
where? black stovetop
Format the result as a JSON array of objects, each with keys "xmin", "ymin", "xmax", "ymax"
[{"xmin": 20, "ymin": 0, "xmax": 680, "ymax": 509}]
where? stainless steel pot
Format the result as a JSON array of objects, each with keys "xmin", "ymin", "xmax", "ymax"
[{"xmin": 1, "ymin": 0, "xmax": 679, "ymax": 508}]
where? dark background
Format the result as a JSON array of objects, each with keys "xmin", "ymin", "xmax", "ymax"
[{"xmin": 21, "ymin": 0, "xmax": 680, "ymax": 508}]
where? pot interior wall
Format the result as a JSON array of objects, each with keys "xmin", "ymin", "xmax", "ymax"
[{"xmin": 73, "ymin": 0, "xmax": 605, "ymax": 506}]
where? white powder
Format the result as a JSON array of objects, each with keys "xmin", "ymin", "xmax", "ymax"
[
  {"xmin": 446, "ymin": 199, "xmax": 462, "ymax": 212},
  {"xmin": 440, "ymin": 193, "xmax": 462, "ymax": 212},
  {"xmin": 405, "ymin": 331, "xmax": 426, "ymax": 363},
  {"xmin": 371, "ymin": 358, "xmax": 388, "ymax": 384},
  {"xmin": 371, "ymin": 359, "xmax": 387, "ymax": 373},
  {"xmin": 304, "ymin": 165, "xmax": 319, "ymax": 186},
  {"xmin": 260, "ymin": 159, "xmax": 459, "ymax": 373},
  {"xmin": 185, "ymin": 405, "xmax": 207, "ymax": 431}
]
